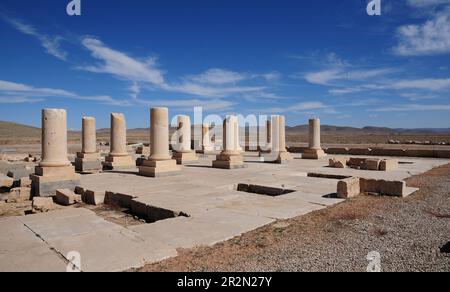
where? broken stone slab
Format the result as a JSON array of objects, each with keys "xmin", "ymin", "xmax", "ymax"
[
  {"xmin": 1, "ymin": 174, "xmax": 14, "ymax": 189},
  {"xmin": 329, "ymin": 157, "xmax": 348, "ymax": 168},
  {"xmin": 361, "ymin": 159, "xmax": 381, "ymax": 171},
  {"xmin": 379, "ymin": 159, "xmax": 399, "ymax": 171},
  {"xmin": 371, "ymin": 148, "xmax": 406, "ymax": 157},
  {"xmin": 74, "ymin": 186, "xmax": 85, "ymax": 196},
  {"xmin": 360, "ymin": 178, "xmax": 406, "ymax": 197},
  {"xmin": 19, "ymin": 177, "xmax": 32, "ymax": 188},
  {"xmin": 55, "ymin": 189, "xmax": 81, "ymax": 206},
  {"xmin": 326, "ymin": 148, "xmax": 349, "ymax": 155},
  {"xmin": 348, "ymin": 158, "xmax": 367, "ymax": 169},
  {"xmin": 349, "ymin": 148, "xmax": 372, "ymax": 156},
  {"xmin": 337, "ymin": 177, "xmax": 361, "ymax": 199},
  {"xmin": 32, "ymin": 197, "xmax": 55, "ymax": 213},
  {"xmin": 7, "ymin": 167, "xmax": 34, "ymax": 180},
  {"xmin": 83, "ymin": 189, "xmax": 105, "ymax": 206},
  {"xmin": 6, "ymin": 187, "xmax": 31, "ymax": 203}
]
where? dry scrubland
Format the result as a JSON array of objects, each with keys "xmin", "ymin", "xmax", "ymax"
[{"xmin": 1, "ymin": 121, "xmax": 450, "ymax": 147}]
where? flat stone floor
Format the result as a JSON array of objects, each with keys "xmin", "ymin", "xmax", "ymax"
[{"xmin": 0, "ymin": 153, "xmax": 448, "ymax": 272}]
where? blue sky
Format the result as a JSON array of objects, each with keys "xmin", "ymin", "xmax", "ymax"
[{"xmin": 1, "ymin": 0, "xmax": 450, "ymax": 129}]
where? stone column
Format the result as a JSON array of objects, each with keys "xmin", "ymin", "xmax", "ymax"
[
  {"xmin": 40, "ymin": 109, "xmax": 71, "ymax": 167},
  {"xmin": 201, "ymin": 124, "xmax": 214, "ymax": 154},
  {"xmin": 262, "ymin": 119, "xmax": 272, "ymax": 152},
  {"xmin": 213, "ymin": 116, "xmax": 245, "ymax": 169},
  {"xmin": 271, "ymin": 116, "xmax": 281, "ymax": 152},
  {"xmin": 261, "ymin": 115, "xmax": 292, "ymax": 163},
  {"xmin": 173, "ymin": 115, "xmax": 198, "ymax": 164},
  {"xmin": 303, "ymin": 118, "xmax": 326, "ymax": 159},
  {"xmin": 82, "ymin": 117, "xmax": 97, "ymax": 154},
  {"xmin": 110, "ymin": 113, "xmax": 128, "ymax": 157},
  {"xmin": 309, "ymin": 118, "xmax": 321, "ymax": 150},
  {"xmin": 31, "ymin": 109, "xmax": 80, "ymax": 197},
  {"xmin": 139, "ymin": 108, "xmax": 181, "ymax": 177},
  {"xmin": 75, "ymin": 117, "xmax": 102, "ymax": 173},
  {"xmin": 103, "ymin": 113, "xmax": 134, "ymax": 170}
]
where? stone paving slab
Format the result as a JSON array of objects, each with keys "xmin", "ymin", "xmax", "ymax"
[
  {"xmin": 0, "ymin": 217, "xmax": 67, "ymax": 272},
  {"xmin": 130, "ymin": 209, "xmax": 275, "ymax": 250},
  {"xmin": 0, "ymin": 155, "xmax": 448, "ymax": 271}
]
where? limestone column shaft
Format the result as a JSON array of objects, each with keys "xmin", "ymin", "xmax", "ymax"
[
  {"xmin": 202, "ymin": 124, "xmax": 213, "ymax": 150},
  {"xmin": 222, "ymin": 116, "xmax": 240, "ymax": 156},
  {"xmin": 82, "ymin": 117, "xmax": 97, "ymax": 154},
  {"xmin": 279, "ymin": 115, "xmax": 288, "ymax": 152},
  {"xmin": 271, "ymin": 116, "xmax": 281, "ymax": 152},
  {"xmin": 176, "ymin": 115, "xmax": 192, "ymax": 153},
  {"xmin": 309, "ymin": 119, "xmax": 322, "ymax": 150},
  {"xmin": 266, "ymin": 120, "xmax": 272, "ymax": 150},
  {"xmin": 109, "ymin": 113, "xmax": 128, "ymax": 157},
  {"xmin": 40, "ymin": 109, "xmax": 71, "ymax": 167},
  {"xmin": 150, "ymin": 107, "xmax": 172, "ymax": 161}
]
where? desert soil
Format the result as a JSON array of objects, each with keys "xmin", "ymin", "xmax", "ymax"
[{"xmin": 135, "ymin": 163, "xmax": 450, "ymax": 272}]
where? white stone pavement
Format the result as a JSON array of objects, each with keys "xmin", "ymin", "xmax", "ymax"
[{"xmin": 0, "ymin": 154, "xmax": 448, "ymax": 272}]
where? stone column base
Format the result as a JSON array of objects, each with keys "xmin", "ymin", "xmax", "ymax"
[
  {"xmin": 31, "ymin": 165, "xmax": 80, "ymax": 197},
  {"xmin": 75, "ymin": 152, "xmax": 102, "ymax": 173},
  {"xmin": 173, "ymin": 151, "xmax": 198, "ymax": 165},
  {"xmin": 102, "ymin": 155, "xmax": 135, "ymax": 170},
  {"xmin": 138, "ymin": 159, "xmax": 181, "ymax": 177},
  {"xmin": 302, "ymin": 149, "xmax": 327, "ymax": 160},
  {"xmin": 261, "ymin": 151, "xmax": 293, "ymax": 164},
  {"xmin": 213, "ymin": 154, "xmax": 246, "ymax": 169}
]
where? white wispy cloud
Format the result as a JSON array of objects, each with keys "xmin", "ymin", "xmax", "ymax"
[
  {"xmin": 372, "ymin": 104, "xmax": 450, "ymax": 112},
  {"xmin": 390, "ymin": 78, "xmax": 450, "ymax": 90},
  {"xmin": 257, "ymin": 101, "xmax": 329, "ymax": 114},
  {"xmin": 80, "ymin": 37, "xmax": 166, "ymax": 85},
  {"xmin": 80, "ymin": 37, "xmax": 265, "ymax": 99},
  {"xmin": 134, "ymin": 98, "xmax": 234, "ymax": 112},
  {"xmin": 0, "ymin": 96, "xmax": 44, "ymax": 104},
  {"xmin": 407, "ymin": 0, "xmax": 450, "ymax": 8},
  {"xmin": 1, "ymin": 14, "xmax": 67, "ymax": 61},
  {"xmin": 394, "ymin": 8, "xmax": 450, "ymax": 56},
  {"xmin": 304, "ymin": 68, "xmax": 396, "ymax": 86},
  {"xmin": 185, "ymin": 68, "xmax": 247, "ymax": 85},
  {"xmin": 0, "ymin": 80, "xmax": 129, "ymax": 106}
]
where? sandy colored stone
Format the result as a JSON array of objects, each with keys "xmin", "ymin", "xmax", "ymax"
[
  {"xmin": 213, "ymin": 116, "xmax": 245, "ymax": 169},
  {"xmin": 337, "ymin": 177, "xmax": 360, "ymax": 199},
  {"xmin": 360, "ymin": 178, "xmax": 406, "ymax": 197},
  {"xmin": 39, "ymin": 109, "xmax": 71, "ymax": 168},
  {"xmin": 361, "ymin": 159, "xmax": 381, "ymax": 171},
  {"xmin": 349, "ymin": 148, "xmax": 372, "ymax": 156},
  {"xmin": 82, "ymin": 117, "xmax": 97, "ymax": 154},
  {"xmin": 7, "ymin": 187, "xmax": 31, "ymax": 203},
  {"xmin": 329, "ymin": 157, "xmax": 348, "ymax": 168},
  {"xmin": 379, "ymin": 159, "xmax": 399, "ymax": 171},
  {"xmin": 139, "ymin": 108, "xmax": 181, "ymax": 177},
  {"xmin": 83, "ymin": 189, "xmax": 105, "ymax": 206},
  {"xmin": 32, "ymin": 197, "xmax": 55, "ymax": 213},
  {"xmin": 55, "ymin": 189, "xmax": 80, "ymax": 206},
  {"xmin": 1, "ymin": 174, "xmax": 14, "ymax": 188},
  {"xmin": 201, "ymin": 124, "xmax": 215, "ymax": 153},
  {"xmin": 173, "ymin": 115, "xmax": 197, "ymax": 164},
  {"xmin": 18, "ymin": 177, "xmax": 31, "ymax": 188}
]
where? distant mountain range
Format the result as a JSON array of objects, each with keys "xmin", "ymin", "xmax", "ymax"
[{"xmin": 1, "ymin": 121, "xmax": 450, "ymax": 138}]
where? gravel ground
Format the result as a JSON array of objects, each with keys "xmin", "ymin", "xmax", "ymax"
[{"xmin": 137, "ymin": 163, "xmax": 450, "ymax": 272}]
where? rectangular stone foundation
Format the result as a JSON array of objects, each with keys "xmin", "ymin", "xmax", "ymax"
[
  {"xmin": 172, "ymin": 152, "xmax": 198, "ymax": 165},
  {"xmin": 30, "ymin": 171, "xmax": 80, "ymax": 197},
  {"xmin": 261, "ymin": 151, "xmax": 293, "ymax": 164},
  {"xmin": 212, "ymin": 155, "xmax": 246, "ymax": 169},
  {"xmin": 302, "ymin": 149, "xmax": 327, "ymax": 160},
  {"xmin": 75, "ymin": 156, "xmax": 102, "ymax": 173},
  {"xmin": 102, "ymin": 155, "xmax": 135, "ymax": 170},
  {"xmin": 138, "ymin": 159, "xmax": 181, "ymax": 177}
]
